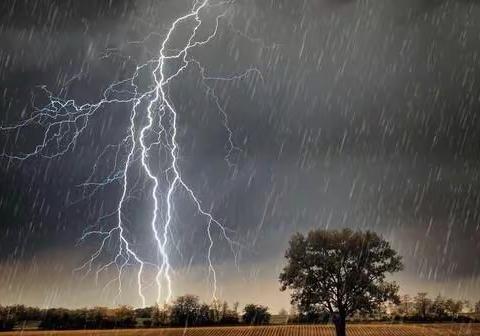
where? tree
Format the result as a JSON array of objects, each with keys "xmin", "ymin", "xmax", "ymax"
[
  {"xmin": 475, "ymin": 300, "xmax": 480, "ymax": 314},
  {"xmin": 445, "ymin": 299, "xmax": 462, "ymax": 318},
  {"xmin": 151, "ymin": 304, "xmax": 170, "ymax": 327},
  {"xmin": 208, "ymin": 300, "xmax": 222, "ymax": 323},
  {"xmin": 431, "ymin": 295, "xmax": 447, "ymax": 318},
  {"xmin": 242, "ymin": 304, "xmax": 271, "ymax": 325},
  {"xmin": 0, "ymin": 306, "xmax": 16, "ymax": 331},
  {"xmin": 85, "ymin": 307, "xmax": 113, "ymax": 329},
  {"xmin": 397, "ymin": 295, "xmax": 414, "ymax": 316},
  {"xmin": 218, "ymin": 302, "xmax": 240, "ymax": 325},
  {"xmin": 170, "ymin": 295, "xmax": 201, "ymax": 326},
  {"xmin": 113, "ymin": 305, "xmax": 136, "ymax": 328},
  {"xmin": 279, "ymin": 229, "xmax": 403, "ymax": 336},
  {"xmin": 414, "ymin": 293, "xmax": 432, "ymax": 319}
]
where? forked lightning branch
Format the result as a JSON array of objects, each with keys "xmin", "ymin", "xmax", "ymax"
[{"xmin": 0, "ymin": 0, "xmax": 261, "ymax": 306}]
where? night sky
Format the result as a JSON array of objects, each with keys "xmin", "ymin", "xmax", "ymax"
[{"xmin": 1, "ymin": 0, "xmax": 480, "ymax": 311}]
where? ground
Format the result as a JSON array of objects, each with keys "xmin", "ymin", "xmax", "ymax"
[{"xmin": 2, "ymin": 324, "xmax": 480, "ymax": 336}]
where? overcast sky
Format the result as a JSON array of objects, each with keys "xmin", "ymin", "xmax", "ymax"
[{"xmin": 1, "ymin": 0, "xmax": 480, "ymax": 311}]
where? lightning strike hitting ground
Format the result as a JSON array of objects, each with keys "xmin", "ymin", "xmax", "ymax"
[{"xmin": 0, "ymin": 0, "xmax": 262, "ymax": 306}]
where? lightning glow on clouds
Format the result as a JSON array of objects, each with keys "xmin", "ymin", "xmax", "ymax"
[{"xmin": 0, "ymin": 0, "xmax": 262, "ymax": 307}]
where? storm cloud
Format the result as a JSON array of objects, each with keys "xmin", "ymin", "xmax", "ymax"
[{"xmin": 1, "ymin": 0, "xmax": 479, "ymax": 310}]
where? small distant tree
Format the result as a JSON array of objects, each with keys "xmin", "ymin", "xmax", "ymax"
[
  {"xmin": 86, "ymin": 307, "xmax": 113, "ymax": 329},
  {"xmin": 170, "ymin": 295, "xmax": 200, "ymax": 326},
  {"xmin": 475, "ymin": 300, "xmax": 480, "ymax": 314},
  {"xmin": 414, "ymin": 293, "xmax": 432, "ymax": 319},
  {"xmin": 280, "ymin": 229, "xmax": 403, "ymax": 336},
  {"xmin": 445, "ymin": 299, "xmax": 462, "ymax": 318},
  {"xmin": 242, "ymin": 304, "xmax": 271, "ymax": 325},
  {"xmin": 431, "ymin": 295, "xmax": 445, "ymax": 317}
]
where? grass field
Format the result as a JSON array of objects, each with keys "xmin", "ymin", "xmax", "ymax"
[{"xmin": 2, "ymin": 324, "xmax": 480, "ymax": 336}]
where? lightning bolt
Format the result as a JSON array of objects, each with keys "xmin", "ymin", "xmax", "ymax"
[{"xmin": 0, "ymin": 0, "xmax": 262, "ymax": 306}]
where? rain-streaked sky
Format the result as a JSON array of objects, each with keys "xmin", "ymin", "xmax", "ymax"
[{"xmin": 1, "ymin": 0, "xmax": 479, "ymax": 311}]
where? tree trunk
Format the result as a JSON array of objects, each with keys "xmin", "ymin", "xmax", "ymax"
[{"xmin": 332, "ymin": 314, "xmax": 346, "ymax": 336}]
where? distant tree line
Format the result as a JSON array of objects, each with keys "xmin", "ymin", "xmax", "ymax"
[
  {"xmin": 0, "ymin": 305, "xmax": 137, "ymax": 331},
  {"xmin": 389, "ymin": 293, "xmax": 480, "ymax": 323},
  {"xmin": 147, "ymin": 295, "xmax": 270, "ymax": 327},
  {"xmin": 286, "ymin": 293, "xmax": 480, "ymax": 324},
  {"xmin": 0, "ymin": 295, "xmax": 271, "ymax": 331}
]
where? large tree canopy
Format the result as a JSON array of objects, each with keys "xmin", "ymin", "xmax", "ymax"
[{"xmin": 279, "ymin": 229, "xmax": 403, "ymax": 336}]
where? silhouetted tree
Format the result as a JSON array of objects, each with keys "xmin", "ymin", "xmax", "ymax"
[
  {"xmin": 85, "ymin": 307, "xmax": 113, "ymax": 329},
  {"xmin": 279, "ymin": 229, "xmax": 403, "ymax": 336},
  {"xmin": 242, "ymin": 304, "xmax": 271, "ymax": 325},
  {"xmin": 170, "ymin": 295, "xmax": 201, "ymax": 326},
  {"xmin": 445, "ymin": 299, "xmax": 462, "ymax": 318},
  {"xmin": 431, "ymin": 295, "xmax": 447, "ymax": 318},
  {"xmin": 475, "ymin": 300, "xmax": 480, "ymax": 314},
  {"xmin": 0, "ymin": 306, "xmax": 16, "ymax": 331},
  {"xmin": 414, "ymin": 293, "xmax": 432, "ymax": 319},
  {"xmin": 196, "ymin": 304, "xmax": 211, "ymax": 325},
  {"xmin": 151, "ymin": 304, "xmax": 170, "ymax": 327}
]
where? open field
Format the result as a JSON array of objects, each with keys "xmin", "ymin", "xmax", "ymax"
[{"xmin": 2, "ymin": 324, "xmax": 480, "ymax": 336}]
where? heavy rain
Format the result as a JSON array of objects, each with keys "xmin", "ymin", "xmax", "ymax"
[{"xmin": 0, "ymin": 1, "xmax": 479, "ymax": 335}]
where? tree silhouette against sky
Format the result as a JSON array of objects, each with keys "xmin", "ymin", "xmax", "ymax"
[{"xmin": 280, "ymin": 229, "xmax": 403, "ymax": 336}]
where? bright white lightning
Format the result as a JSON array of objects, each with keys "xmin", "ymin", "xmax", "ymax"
[{"xmin": 0, "ymin": 0, "xmax": 262, "ymax": 306}]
